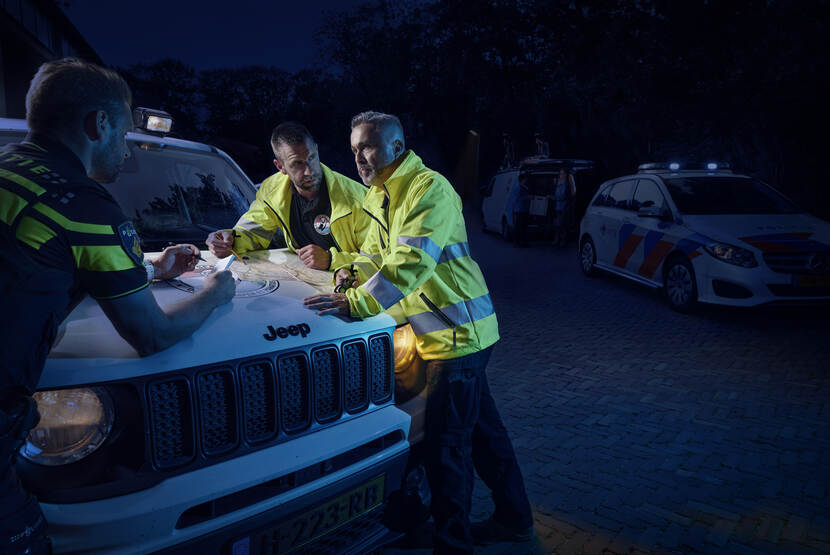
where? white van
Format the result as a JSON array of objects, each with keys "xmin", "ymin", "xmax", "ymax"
[
  {"xmin": 481, "ymin": 158, "xmax": 593, "ymax": 241},
  {"xmin": 1, "ymin": 116, "xmax": 425, "ymax": 554}
]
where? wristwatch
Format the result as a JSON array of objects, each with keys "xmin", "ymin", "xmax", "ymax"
[{"xmin": 143, "ymin": 259, "xmax": 155, "ymax": 282}]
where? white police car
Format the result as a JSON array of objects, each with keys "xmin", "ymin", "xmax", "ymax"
[
  {"xmin": 1, "ymin": 114, "xmax": 426, "ymax": 553},
  {"xmin": 579, "ymin": 162, "xmax": 830, "ymax": 311}
]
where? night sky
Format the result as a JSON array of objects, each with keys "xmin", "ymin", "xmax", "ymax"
[{"xmin": 61, "ymin": 0, "xmax": 370, "ymax": 72}]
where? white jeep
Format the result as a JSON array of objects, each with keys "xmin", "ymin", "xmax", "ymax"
[{"xmin": 1, "ymin": 115, "xmax": 426, "ymax": 554}]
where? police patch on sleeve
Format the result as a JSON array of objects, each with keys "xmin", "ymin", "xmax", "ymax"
[
  {"xmin": 313, "ymin": 214, "xmax": 331, "ymax": 235},
  {"xmin": 118, "ymin": 221, "xmax": 143, "ymax": 265}
]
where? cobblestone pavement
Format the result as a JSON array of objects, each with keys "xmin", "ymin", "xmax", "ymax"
[{"xmin": 384, "ymin": 206, "xmax": 830, "ymax": 554}]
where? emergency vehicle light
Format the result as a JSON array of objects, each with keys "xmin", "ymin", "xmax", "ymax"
[
  {"xmin": 638, "ymin": 162, "xmax": 732, "ymax": 172},
  {"xmin": 133, "ymin": 107, "xmax": 173, "ymax": 135}
]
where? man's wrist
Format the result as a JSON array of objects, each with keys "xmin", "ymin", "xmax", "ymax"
[{"xmin": 143, "ymin": 259, "xmax": 155, "ymax": 282}]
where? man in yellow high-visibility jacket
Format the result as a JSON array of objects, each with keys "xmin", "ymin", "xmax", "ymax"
[
  {"xmin": 305, "ymin": 111, "xmax": 533, "ymax": 553},
  {"xmin": 206, "ymin": 122, "xmax": 368, "ymax": 270}
]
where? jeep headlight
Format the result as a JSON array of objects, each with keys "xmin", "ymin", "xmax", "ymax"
[
  {"xmin": 20, "ymin": 387, "xmax": 114, "ymax": 466},
  {"xmin": 393, "ymin": 324, "xmax": 419, "ymax": 373},
  {"xmin": 704, "ymin": 242, "xmax": 758, "ymax": 268}
]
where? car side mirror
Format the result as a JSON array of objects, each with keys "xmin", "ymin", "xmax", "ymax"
[{"xmin": 638, "ymin": 205, "xmax": 667, "ymax": 219}]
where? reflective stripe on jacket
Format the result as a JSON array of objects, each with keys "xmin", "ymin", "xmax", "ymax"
[
  {"xmin": 230, "ymin": 164, "xmax": 369, "ymax": 270},
  {"xmin": 344, "ymin": 151, "xmax": 499, "ymax": 360}
]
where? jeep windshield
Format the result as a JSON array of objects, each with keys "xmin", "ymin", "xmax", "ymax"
[
  {"xmin": 107, "ymin": 142, "xmax": 256, "ymax": 251},
  {"xmin": 663, "ymin": 176, "xmax": 802, "ymax": 215}
]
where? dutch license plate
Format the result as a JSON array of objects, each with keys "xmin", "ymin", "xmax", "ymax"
[
  {"xmin": 529, "ymin": 196, "xmax": 547, "ymax": 217},
  {"xmin": 229, "ymin": 475, "xmax": 385, "ymax": 555},
  {"xmin": 796, "ymin": 274, "xmax": 830, "ymax": 287}
]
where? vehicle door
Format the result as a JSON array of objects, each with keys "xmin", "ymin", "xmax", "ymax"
[
  {"xmin": 629, "ymin": 178, "xmax": 674, "ymax": 284},
  {"xmin": 482, "ymin": 172, "xmax": 515, "ymax": 230},
  {"xmin": 481, "ymin": 174, "xmax": 505, "ymax": 232},
  {"xmin": 595, "ymin": 179, "xmax": 637, "ymax": 266}
]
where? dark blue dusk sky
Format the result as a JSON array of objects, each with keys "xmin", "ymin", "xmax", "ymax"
[{"xmin": 61, "ymin": 0, "xmax": 369, "ymax": 72}]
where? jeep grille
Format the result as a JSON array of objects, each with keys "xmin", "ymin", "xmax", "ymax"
[{"xmin": 146, "ymin": 334, "xmax": 393, "ymax": 471}]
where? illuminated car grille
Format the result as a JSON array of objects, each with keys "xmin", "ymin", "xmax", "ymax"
[
  {"xmin": 764, "ymin": 252, "xmax": 830, "ymax": 274},
  {"xmin": 147, "ymin": 378, "xmax": 195, "ymax": 469},
  {"xmin": 312, "ymin": 347, "xmax": 341, "ymax": 423},
  {"xmin": 369, "ymin": 335, "xmax": 393, "ymax": 404},
  {"xmin": 342, "ymin": 340, "xmax": 368, "ymax": 413},
  {"xmin": 196, "ymin": 369, "xmax": 238, "ymax": 455},
  {"xmin": 146, "ymin": 335, "xmax": 393, "ymax": 471}
]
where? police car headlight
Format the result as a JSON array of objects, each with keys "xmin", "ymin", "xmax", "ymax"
[
  {"xmin": 20, "ymin": 387, "xmax": 114, "ymax": 466},
  {"xmin": 704, "ymin": 242, "xmax": 758, "ymax": 268},
  {"xmin": 393, "ymin": 324, "xmax": 419, "ymax": 373}
]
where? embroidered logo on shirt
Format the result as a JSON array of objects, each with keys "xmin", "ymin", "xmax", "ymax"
[
  {"xmin": 313, "ymin": 214, "xmax": 331, "ymax": 235},
  {"xmin": 118, "ymin": 221, "xmax": 143, "ymax": 265}
]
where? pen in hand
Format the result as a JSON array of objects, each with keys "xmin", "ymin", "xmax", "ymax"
[{"xmin": 182, "ymin": 246, "xmax": 206, "ymax": 262}]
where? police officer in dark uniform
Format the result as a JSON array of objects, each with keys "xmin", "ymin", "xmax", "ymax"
[{"xmin": 0, "ymin": 58, "xmax": 236, "ymax": 554}]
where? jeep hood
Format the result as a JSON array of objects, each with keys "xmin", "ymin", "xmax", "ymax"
[
  {"xmin": 41, "ymin": 257, "xmax": 396, "ymax": 389},
  {"xmin": 681, "ymin": 213, "xmax": 830, "ymax": 253}
]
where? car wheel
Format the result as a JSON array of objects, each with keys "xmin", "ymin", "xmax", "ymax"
[
  {"xmin": 580, "ymin": 236, "xmax": 599, "ymax": 277},
  {"xmin": 501, "ymin": 218, "xmax": 513, "ymax": 242},
  {"xmin": 663, "ymin": 256, "xmax": 698, "ymax": 312}
]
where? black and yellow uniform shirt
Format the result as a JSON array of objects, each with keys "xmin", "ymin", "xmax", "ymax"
[
  {"xmin": 288, "ymin": 179, "xmax": 336, "ymax": 252},
  {"xmin": 0, "ymin": 134, "xmax": 148, "ymax": 315}
]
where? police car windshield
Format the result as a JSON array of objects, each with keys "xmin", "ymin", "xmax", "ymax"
[
  {"xmin": 107, "ymin": 143, "xmax": 255, "ymax": 250},
  {"xmin": 663, "ymin": 176, "xmax": 801, "ymax": 215}
]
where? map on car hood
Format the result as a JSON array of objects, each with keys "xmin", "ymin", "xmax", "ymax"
[{"xmin": 169, "ymin": 249, "xmax": 333, "ymax": 295}]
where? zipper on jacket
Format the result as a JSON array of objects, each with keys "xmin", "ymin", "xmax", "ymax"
[
  {"xmin": 419, "ymin": 292, "xmax": 457, "ymax": 348},
  {"xmin": 263, "ymin": 199, "xmax": 296, "ymax": 250},
  {"xmin": 327, "ymin": 210, "xmax": 353, "ymax": 253},
  {"xmin": 362, "ymin": 208, "xmax": 388, "ymax": 250}
]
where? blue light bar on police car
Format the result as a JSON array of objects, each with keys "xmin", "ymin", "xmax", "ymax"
[
  {"xmin": 133, "ymin": 107, "xmax": 173, "ymax": 135},
  {"xmin": 637, "ymin": 162, "xmax": 731, "ymax": 172}
]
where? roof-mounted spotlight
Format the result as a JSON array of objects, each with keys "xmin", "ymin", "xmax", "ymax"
[{"xmin": 133, "ymin": 107, "xmax": 173, "ymax": 135}]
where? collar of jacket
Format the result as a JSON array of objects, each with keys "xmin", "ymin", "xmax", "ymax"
[
  {"xmin": 261, "ymin": 163, "xmax": 356, "ymax": 223},
  {"xmin": 381, "ymin": 150, "xmax": 425, "ymax": 198},
  {"xmin": 366, "ymin": 149, "xmax": 428, "ymax": 213}
]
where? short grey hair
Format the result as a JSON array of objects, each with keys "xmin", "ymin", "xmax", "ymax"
[
  {"xmin": 350, "ymin": 111, "xmax": 404, "ymax": 141},
  {"xmin": 25, "ymin": 57, "xmax": 132, "ymax": 136}
]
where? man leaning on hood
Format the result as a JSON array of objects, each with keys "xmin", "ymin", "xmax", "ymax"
[
  {"xmin": 206, "ymin": 122, "xmax": 368, "ymax": 269},
  {"xmin": 304, "ymin": 111, "xmax": 534, "ymax": 554}
]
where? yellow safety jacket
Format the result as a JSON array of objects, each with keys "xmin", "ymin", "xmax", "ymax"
[
  {"xmin": 230, "ymin": 164, "xmax": 369, "ymax": 270},
  {"xmin": 343, "ymin": 151, "xmax": 499, "ymax": 360}
]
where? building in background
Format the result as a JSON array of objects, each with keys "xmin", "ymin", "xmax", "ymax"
[{"xmin": 0, "ymin": 0, "xmax": 100, "ymax": 117}]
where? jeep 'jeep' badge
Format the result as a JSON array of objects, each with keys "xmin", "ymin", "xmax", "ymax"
[{"xmin": 264, "ymin": 323, "xmax": 311, "ymax": 340}]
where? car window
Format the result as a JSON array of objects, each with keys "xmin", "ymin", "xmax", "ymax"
[
  {"xmin": 109, "ymin": 142, "xmax": 256, "ymax": 250},
  {"xmin": 0, "ymin": 131, "xmax": 25, "ymax": 145},
  {"xmin": 607, "ymin": 180, "xmax": 636, "ymax": 210},
  {"xmin": 632, "ymin": 180, "xmax": 667, "ymax": 211},
  {"xmin": 592, "ymin": 183, "xmax": 613, "ymax": 206},
  {"xmin": 662, "ymin": 176, "xmax": 801, "ymax": 215},
  {"xmin": 525, "ymin": 173, "xmax": 556, "ymax": 196}
]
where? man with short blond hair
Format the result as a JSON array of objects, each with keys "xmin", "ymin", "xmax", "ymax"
[{"xmin": 1, "ymin": 58, "xmax": 234, "ymax": 554}]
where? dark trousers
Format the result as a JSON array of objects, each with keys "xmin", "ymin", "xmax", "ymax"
[
  {"xmin": 423, "ymin": 347, "xmax": 533, "ymax": 554},
  {"xmin": 1, "ymin": 393, "xmax": 50, "ymax": 554}
]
